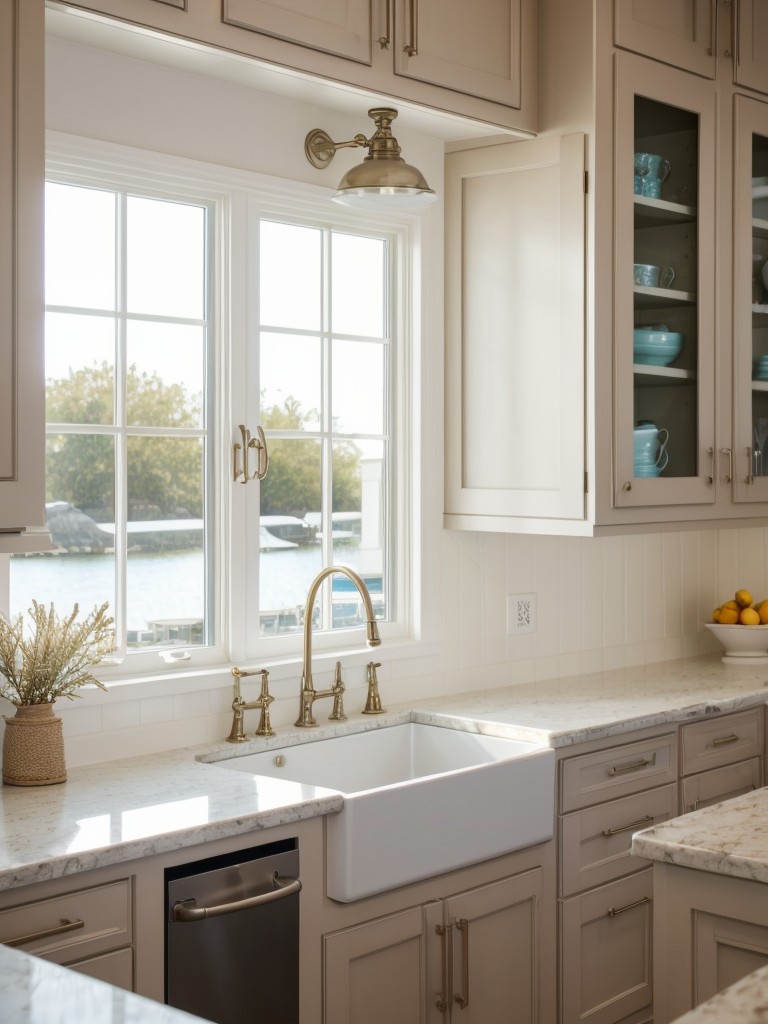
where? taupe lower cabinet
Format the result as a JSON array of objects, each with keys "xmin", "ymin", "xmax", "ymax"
[
  {"xmin": 324, "ymin": 868, "xmax": 544, "ymax": 1024},
  {"xmin": 557, "ymin": 707, "xmax": 765, "ymax": 1024}
]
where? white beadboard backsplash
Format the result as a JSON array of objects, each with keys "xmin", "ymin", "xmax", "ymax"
[{"xmin": 0, "ymin": 524, "xmax": 759, "ymax": 769}]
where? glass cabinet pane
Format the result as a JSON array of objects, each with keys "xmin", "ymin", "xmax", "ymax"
[
  {"xmin": 632, "ymin": 96, "xmax": 699, "ymax": 481},
  {"xmin": 750, "ymin": 133, "xmax": 768, "ymax": 479}
]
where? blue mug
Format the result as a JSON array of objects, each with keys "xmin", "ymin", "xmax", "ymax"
[{"xmin": 635, "ymin": 152, "xmax": 670, "ymax": 198}]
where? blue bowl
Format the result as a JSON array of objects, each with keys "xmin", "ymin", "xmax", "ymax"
[{"xmin": 633, "ymin": 329, "xmax": 684, "ymax": 367}]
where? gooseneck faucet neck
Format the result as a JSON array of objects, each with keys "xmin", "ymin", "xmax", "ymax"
[{"xmin": 295, "ymin": 565, "xmax": 381, "ymax": 728}]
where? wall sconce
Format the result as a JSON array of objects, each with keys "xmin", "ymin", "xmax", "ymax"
[{"xmin": 304, "ymin": 107, "xmax": 437, "ymax": 210}]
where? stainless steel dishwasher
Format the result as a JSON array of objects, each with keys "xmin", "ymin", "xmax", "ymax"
[{"xmin": 166, "ymin": 839, "xmax": 301, "ymax": 1024}]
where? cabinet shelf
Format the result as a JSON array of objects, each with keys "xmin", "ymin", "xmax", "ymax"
[
  {"xmin": 634, "ymin": 195, "xmax": 697, "ymax": 228},
  {"xmin": 753, "ymin": 218, "xmax": 768, "ymax": 240},
  {"xmin": 633, "ymin": 364, "xmax": 696, "ymax": 385},
  {"xmin": 753, "ymin": 305, "xmax": 768, "ymax": 325},
  {"xmin": 634, "ymin": 285, "xmax": 696, "ymax": 307}
]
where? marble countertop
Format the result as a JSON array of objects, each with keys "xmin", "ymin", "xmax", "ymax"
[
  {"xmin": 4, "ymin": 651, "xmax": 768, "ymax": 894},
  {"xmin": 0, "ymin": 943, "xmax": 209, "ymax": 1024},
  {"xmin": 632, "ymin": 777, "xmax": 768, "ymax": 882}
]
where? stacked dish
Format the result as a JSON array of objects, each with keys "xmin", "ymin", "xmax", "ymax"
[{"xmin": 633, "ymin": 328, "xmax": 684, "ymax": 367}]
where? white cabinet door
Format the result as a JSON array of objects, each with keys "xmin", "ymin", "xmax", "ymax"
[
  {"xmin": 444, "ymin": 133, "xmax": 586, "ymax": 528},
  {"xmin": 393, "ymin": 0, "xmax": 533, "ymax": 110},
  {"xmin": 222, "ymin": 0, "xmax": 373, "ymax": 64},
  {"xmin": 0, "ymin": 0, "xmax": 45, "ymax": 534},
  {"xmin": 734, "ymin": 0, "xmax": 768, "ymax": 96},
  {"xmin": 613, "ymin": 0, "xmax": 717, "ymax": 78}
]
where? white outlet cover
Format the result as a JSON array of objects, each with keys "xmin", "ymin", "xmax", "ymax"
[{"xmin": 507, "ymin": 593, "xmax": 536, "ymax": 634}]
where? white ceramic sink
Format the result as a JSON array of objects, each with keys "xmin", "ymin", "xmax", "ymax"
[{"xmin": 213, "ymin": 722, "xmax": 555, "ymax": 902}]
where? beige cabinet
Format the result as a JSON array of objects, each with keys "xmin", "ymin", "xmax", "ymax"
[
  {"xmin": 558, "ymin": 730, "xmax": 678, "ymax": 1024},
  {"xmin": 653, "ymin": 864, "xmax": 768, "ymax": 1022},
  {"xmin": 0, "ymin": 0, "xmax": 46, "ymax": 542},
  {"xmin": 443, "ymin": 132, "xmax": 586, "ymax": 530},
  {"xmin": 324, "ymin": 868, "xmax": 545, "ymax": 1024},
  {"xmin": 54, "ymin": 0, "xmax": 536, "ymax": 132},
  {"xmin": 614, "ymin": 0, "xmax": 718, "ymax": 78},
  {"xmin": 678, "ymin": 706, "xmax": 764, "ymax": 812},
  {"xmin": 735, "ymin": 0, "xmax": 768, "ymax": 96},
  {"xmin": 0, "ymin": 877, "xmax": 134, "ymax": 991}
]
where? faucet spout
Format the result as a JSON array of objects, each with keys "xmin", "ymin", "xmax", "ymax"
[{"xmin": 295, "ymin": 565, "xmax": 381, "ymax": 728}]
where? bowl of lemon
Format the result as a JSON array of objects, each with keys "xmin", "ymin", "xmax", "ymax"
[{"xmin": 706, "ymin": 589, "xmax": 768, "ymax": 663}]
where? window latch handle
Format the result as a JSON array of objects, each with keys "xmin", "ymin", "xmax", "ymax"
[{"xmin": 233, "ymin": 424, "xmax": 269, "ymax": 483}]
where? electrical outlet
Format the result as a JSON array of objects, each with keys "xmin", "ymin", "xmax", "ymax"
[{"xmin": 507, "ymin": 593, "xmax": 536, "ymax": 635}]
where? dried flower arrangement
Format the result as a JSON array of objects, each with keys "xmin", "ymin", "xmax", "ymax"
[{"xmin": 0, "ymin": 601, "xmax": 114, "ymax": 707}]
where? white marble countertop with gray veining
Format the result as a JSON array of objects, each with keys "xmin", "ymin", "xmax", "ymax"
[
  {"xmin": 0, "ymin": 943, "xmax": 210, "ymax": 1024},
  {"xmin": 631, "ymin": 781, "xmax": 768, "ymax": 882},
  {"xmin": 3, "ymin": 650, "xmax": 768, "ymax": 896}
]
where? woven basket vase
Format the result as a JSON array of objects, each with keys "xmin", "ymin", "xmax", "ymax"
[{"xmin": 3, "ymin": 703, "xmax": 66, "ymax": 786}]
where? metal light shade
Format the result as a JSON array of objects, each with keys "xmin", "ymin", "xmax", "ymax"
[{"xmin": 305, "ymin": 107, "xmax": 437, "ymax": 210}]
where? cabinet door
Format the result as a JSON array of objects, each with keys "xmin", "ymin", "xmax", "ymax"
[
  {"xmin": 0, "ymin": 0, "xmax": 45, "ymax": 532},
  {"xmin": 614, "ymin": 0, "xmax": 717, "ymax": 79},
  {"xmin": 734, "ymin": 0, "xmax": 768, "ymax": 96},
  {"xmin": 222, "ymin": 0, "xmax": 373, "ymax": 64},
  {"xmin": 444, "ymin": 133, "xmax": 586, "ymax": 528},
  {"xmin": 445, "ymin": 869, "xmax": 542, "ymax": 1024},
  {"xmin": 393, "ymin": 0, "xmax": 532, "ymax": 109},
  {"xmin": 680, "ymin": 757, "xmax": 762, "ymax": 813},
  {"xmin": 69, "ymin": 947, "xmax": 134, "ymax": 991},
  {"xmin": 613, "ymin": 53, "xmax": 717, "ymax": 509},
  {"xmin": 560, "ymin": 869, "xmax": 653, "ymax": 1024},
  {"xmin": 324, "ymin": 906, "xmax": 428, "ymax": 1024},
  {"xmin": 733, "ymin": 96, "xmax": 768, "ymax": 501}
]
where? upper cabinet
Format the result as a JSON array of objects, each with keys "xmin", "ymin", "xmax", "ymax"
[
  {"xmin": 0, "ymin": 0, "xmax": 46, "ymax": 547},
  {"xmin": 445, "ymin": 0, "xmax": 768, "ymax": 536},
  {"xmin": 734, "ymin": 0, "xmax": 768, "ymax": 95},
  {"xmin": 614, "ymin": 0, "xmax": 718, "ymax": 78},
  {"xmin": 55, "ymin": 0, "xmax": 537, "ymax": 133}
]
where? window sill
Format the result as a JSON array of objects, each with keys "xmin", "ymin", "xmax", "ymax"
[{"xmin": 88, "ymin": 637, "xmax": 440, "ymax": 703}]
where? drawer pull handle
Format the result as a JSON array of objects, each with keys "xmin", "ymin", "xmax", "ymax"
[
  {"xmin": 435, "ymin": 923, "xmax": 451, "ymax": 1013},
  {"xmin": 608, "ymin": 757, "xmax": 652, "ymax": 776},
  {"xmin": 712, "ymin": 733, "xmax": 740, "ymax": 747},
  {"xmin": 453, "ymin": 918, "xmax": 470, "ymax": 1009},
  {"xmin": 601, "ymin": 815, "xmax": 654, "ymax": 837},
  {"xmin": 4, "ymin": 917, "xmax": 85, "ymax": 948},
  {"xmin": 607, "ymin": 896, "xmax": 651, "ymax": 918}
]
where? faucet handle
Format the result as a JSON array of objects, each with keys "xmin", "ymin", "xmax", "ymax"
[
  {"xmin": 362, "ymin": 661, "xmax": 386, "ymax": 715},
  {"xmin": 328, "ymin": 661, "xmax": 347, "ymax": 722}
]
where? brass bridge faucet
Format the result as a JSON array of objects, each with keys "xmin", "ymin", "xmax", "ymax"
[
  {"xmin": 295, "ymin": 565, "xmax": 381, "ymax": 728},
  {"xmin": 227, "ymin": 666, "xmax": 275, "ymax": 742}
]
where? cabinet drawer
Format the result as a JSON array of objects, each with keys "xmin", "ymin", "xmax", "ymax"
[
  {"xmin": 69, "ymin": 946, "xmax": 134, "ymax": 991},
  {"xmin": 0, "ymin": 879, "xmax": 132, "ymax": 965},
  {"xmin": 680, "ymin": 757, "xmax": 762, "ymax": 814},
  {"xmin": 560, "ymin": 869, "xmax": 653, "ymax": 1024},
  {"xmin": 680, "ymin": 709, "xmax": 764, "ymax": 776},
  {"xmin": 560, "ymin": 733, "xmax": 677, "ymax": 813},
  {"xmin": 560, "ymin": 783, "xmax": 676, "ymax": 897}
]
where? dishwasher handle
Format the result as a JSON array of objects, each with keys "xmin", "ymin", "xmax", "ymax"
[{"xmin": 172, "ymin": 873, "xmax": 302, "ymax": 923}]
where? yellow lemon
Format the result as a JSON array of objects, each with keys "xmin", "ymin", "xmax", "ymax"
[
  {"xmin": 735, "ymin": 589, "xmax": 753, "ymax": 608},
  {"xmin": 740, "ymin": 607, "xmax": 760, "ymax": 625},
  {"xmin": 722, "ymin": 600, "xmax": 740, "ymax": 612},
  {"xmin": 757, "ymin": 600, "xmax": 768, "ymax": 624},
  {"xmin": 712, "ymin": 607, "xmax": 722, "ymax": 622},
  {"xmin": 719, "ymin": 607, "xmax": 739, "ymax": 624}
]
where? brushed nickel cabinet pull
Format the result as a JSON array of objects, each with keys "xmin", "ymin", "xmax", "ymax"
[
  {"xmin": 172, "ymin": 874, "xmax": 301, "ymax": 921},
  {"xmin": 379, "ymin": 0, "xmax": 390, "ymax": 47},
  {"xmin": 706, "ymin": 0, "xmax": 717, "ymax": 56},
  {"xmin": 608, "ymin": 757, "xmax": 652, "ymax": 776},
  {"xmin": 707, "ymin": 446, "xmax": 715, "ymax": 485},
  {"xmin": 453, "ymin": 918, "xmax": 470, "ymax": 1009},
  {"xmin": 601, "ymin": 814, "xmax": 654, "ymax": 837},
  {"xmin": 712, "ymin": 733, "xmax": 739, "ymax": 746},
  {"xmin": 720, "ymin": 446, "xmax": 732, "ymax": 483},
  {"xmin": 5, "ymin": 917, "xmax": 85, "ymax": 948},
  {"xmin": 404, "ymin": 0, "xmax": 418, "ymax": 55},
  {"xmin": 608, "ymin": 896, "xmax": 651, "ymax": 918},
  {"xmin": 435, "ymin": 923, "xmax": 450, "ymax": 1013}
]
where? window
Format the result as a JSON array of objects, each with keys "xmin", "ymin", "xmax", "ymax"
[{"xmin": 9, "ymin": 155, "xmax": 408, "ymax": 671}]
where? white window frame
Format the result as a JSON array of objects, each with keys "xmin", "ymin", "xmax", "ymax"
[{"xmin": 35, "ymin": 132, "xmax": 430, "ymax": 685}]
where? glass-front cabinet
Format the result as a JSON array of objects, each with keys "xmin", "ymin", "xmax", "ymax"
[
  {"xmin": 614, "ymin": 54, "xmax": 716, "ymax": 510},
  {"xmin": 734, "ymin": 96, "xmax": 768, "ymax": 503}
]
